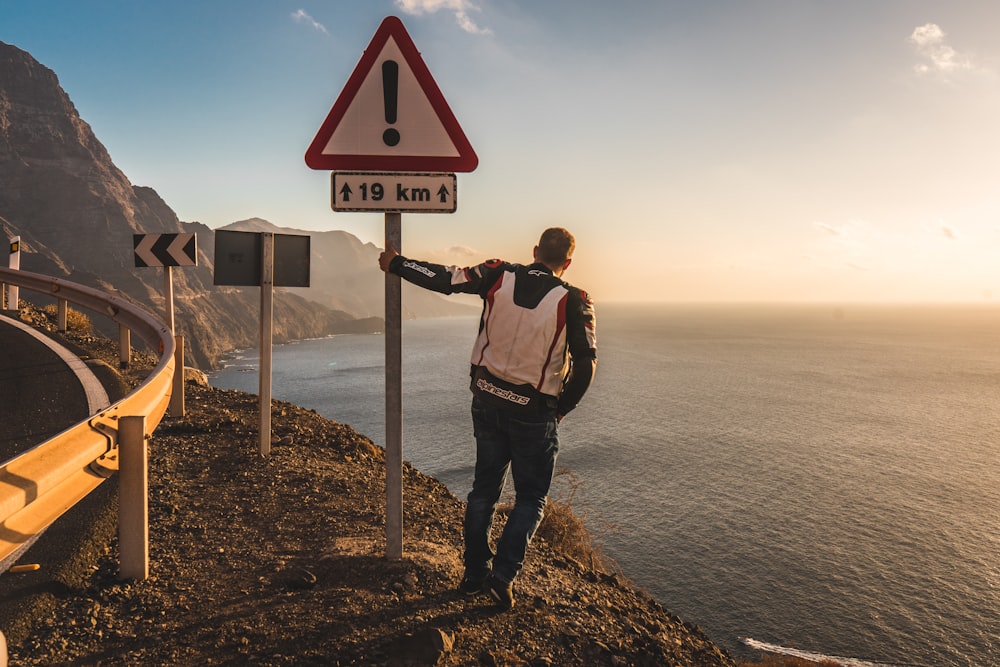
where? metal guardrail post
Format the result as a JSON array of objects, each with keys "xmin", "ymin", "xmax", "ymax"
[
  {"xmin": 7, "ymin": 237, "xmax": 18, "ymax": 313},
  {"xmin": 118, "ymin": 415, "xmax": 148, "ymax": 580},
  {"xmin": 57, "ymin": 298, "xmax": 68, "ymax": 332},
  {"xmin": 119, "ymin": 324, "xmax": 130, "ymax": 368}
]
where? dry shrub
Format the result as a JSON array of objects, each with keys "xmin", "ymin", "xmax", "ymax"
[
  {"xmin": 495, "ymin": 468, "xmax": 618, "ymax": 574},
  {"xmin": 42, "ymin": 303, "xmax": 92, "ymax": 334},
  {"xmin": 535, "ymin": 468, "xmax": 620, "ymax": 575}
]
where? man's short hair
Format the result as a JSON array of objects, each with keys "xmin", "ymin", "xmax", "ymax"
[{"xmin": 536, "ymin": 227, "xmax": 575, "ymax": 267}]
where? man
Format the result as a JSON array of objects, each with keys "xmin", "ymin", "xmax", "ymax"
[{"xmin": 378, "ymin": 227, "xmax": 597, "ymax": 610}]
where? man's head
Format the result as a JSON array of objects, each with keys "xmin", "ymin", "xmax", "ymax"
[{"xmin": 534, "ymin": 227, "xmax": 575, "ymax": 276}]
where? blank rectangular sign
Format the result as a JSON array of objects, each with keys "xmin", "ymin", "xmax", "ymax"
[
  {"xmin": 274, "ymin": 234, "xmax": 310, "ymax": 287},
  {"xmin": 213, "ymin": 230, "xmax": 310, "ymax": 287}
]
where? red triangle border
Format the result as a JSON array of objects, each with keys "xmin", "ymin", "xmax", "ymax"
[{"xmin": 305, "ymin": 16, "xmax": 479, "ymax": 172}]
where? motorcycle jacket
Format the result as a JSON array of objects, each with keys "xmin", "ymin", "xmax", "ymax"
[{"xmin": 388, "ymin": 255, "xmax": 597, "ymax": 417}]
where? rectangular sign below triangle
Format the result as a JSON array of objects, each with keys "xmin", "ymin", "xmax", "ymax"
[
  {"xmin": 305, "ymin": 16, "xmax": 478, "ymax": 173},
  {"xmin": 332, "ymin": 172, "xmax": 456, "ymax": 212}
]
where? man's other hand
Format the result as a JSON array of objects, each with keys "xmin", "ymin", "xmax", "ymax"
[{"xmin": 378, "ymin": 246, "xmax": 399, "ymax": 272}]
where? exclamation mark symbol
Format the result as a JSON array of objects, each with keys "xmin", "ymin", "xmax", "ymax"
[{"xmin": 382, "ymin": 60, "xmax": 400, "ymax": 147}]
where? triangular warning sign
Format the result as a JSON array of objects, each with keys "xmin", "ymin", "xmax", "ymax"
[{"xmin": 305, "ymin": 16, "xmax": 478, "ymax": 172}]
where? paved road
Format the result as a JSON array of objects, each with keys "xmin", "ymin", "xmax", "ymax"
[
  {"xmin": 0, "ymin": 315, "xmax": 94, "ymax": 461},
  {"xmin": 0, "ymin": 315, "xmax": 117, "ymax": 641}
]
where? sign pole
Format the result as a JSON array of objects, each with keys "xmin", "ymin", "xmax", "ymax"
[
  {"xmin": 259, "ymin": 233, "xmax": 274, "ymax": 456},
  {"xmin": 163, "ymin": 265, "xmax": 175, "ymax": 333},
  {"xmin": 385, "ymin": 212, "xmax": 403, "ymax": 560},
  {"xmin": 163, "ymin": 265, "xmax": 186, "ymax": 416}
]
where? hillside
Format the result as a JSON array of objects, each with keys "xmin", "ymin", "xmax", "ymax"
[{"xmin": 0, "ymin": 316, "xmax": 735, "ymax": 666}]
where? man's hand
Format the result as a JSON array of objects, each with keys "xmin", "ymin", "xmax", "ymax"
[{"xmin": 378, "ymin": 246, "xmax": 399, "ymax": 272}]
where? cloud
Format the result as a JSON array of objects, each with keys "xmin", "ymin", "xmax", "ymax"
[
  {"xmin": 394, "ymin": 0, "xmax": 491, "ymax": 35},
  {"xmin": 424, "ymin": 245, "xmax": 480, "ymax": 265},
  {"xmin": 444, "ymin": 245, "xmax": 479, "ymax": 257},
  {"xmin": 814, "ymin": 222, "xmax": 841, "ymax": 237},
  {"xmin": 813, "ymin": 219, "xmax": 874, "ymax": 243},
  {"xmin": 813, "ymin": 219, "xmax": 879, "ymax": 266},
  {"xmin": 291, "ymin": 9, "xmax": 328, "ymax": 34},
  {"xmin": 908, "ymin": 23, "xmax": 974, "ymax": 74}
]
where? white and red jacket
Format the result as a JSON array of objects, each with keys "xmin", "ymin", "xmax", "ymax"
[{"xmin": 389, "ymin": 256, "xmax": 597, "ymax": 417}]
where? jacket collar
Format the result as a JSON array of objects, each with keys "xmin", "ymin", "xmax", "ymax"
[{"xmin": 527, "ymin": 262, "xmax": 554, "ymax": 275}]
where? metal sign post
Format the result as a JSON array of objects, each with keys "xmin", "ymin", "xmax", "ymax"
[
  {"xmin": 213, "ymin": 230, "xmax": 310, "ymax": 457},
  {"xmin": 384, "ymin": 213, "xmax": 403, "ymax": 559},
  {"xmin": 163, "ymin": 265, "xmax": 175, "ymax": 332},
  {"xmin": 161, "ymin": 264, "xmax": 180, "ymax": 417},
  {"xmin": 259, "ymin": 233, "xmax": 274, "ymax": 457}
]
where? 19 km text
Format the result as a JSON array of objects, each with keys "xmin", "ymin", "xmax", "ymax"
[{"xmin": 331, "ymin": 172, "xmax": 457, "ymax": 213}]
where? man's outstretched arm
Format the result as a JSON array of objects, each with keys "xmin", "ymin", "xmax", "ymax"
[{"xmin": 378, "ymin": 246, "xmax": 497, "ymax": 296}]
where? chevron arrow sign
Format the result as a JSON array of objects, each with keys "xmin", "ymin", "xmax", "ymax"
[{"xmin": 133, "ymin": 233, "xmax": 198, "ymax": 267}]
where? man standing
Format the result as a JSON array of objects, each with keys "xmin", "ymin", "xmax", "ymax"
[{"xmin": 378, "ymin": 227, "xmax": 597, "ymax": 610}]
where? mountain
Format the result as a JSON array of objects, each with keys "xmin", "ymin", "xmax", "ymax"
[{"xmin": 0, "ymin": 41, "xmax": 470, "ymax": 369}]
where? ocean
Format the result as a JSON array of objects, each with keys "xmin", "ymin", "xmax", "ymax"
[{"xmin": 209, "ymin": 303, "xmax": 1000, "ymax": 666}]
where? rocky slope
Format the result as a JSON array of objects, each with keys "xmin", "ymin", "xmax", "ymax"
[{"xmin": 0, "ymin": 318, "xmax": 735, "ymax": 667}]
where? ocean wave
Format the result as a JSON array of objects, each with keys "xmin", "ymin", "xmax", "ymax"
[{"xmin": 740, "ymin": 638, "xmax": 929, "ymax": 667}]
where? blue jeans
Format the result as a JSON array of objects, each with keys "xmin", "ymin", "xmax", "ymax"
[{"xmin": 464, "ymin": 397, "xmax": 559, "ymax": 585}]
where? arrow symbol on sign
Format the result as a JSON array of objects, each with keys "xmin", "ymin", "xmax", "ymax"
[
  {"xmin": 134, "ymin": 234, "xmax": 158, "ymax": 267},
  {"xmin": 437, "ymin": 185, "xmax": 450, "ymax": 203},
  {"xmin": 167, "ymin": 233, "xmax": 196, "ymax": 265},
  {"xmin": 340, "ymin": 183, "xmax": 353, "ymax": 202}
]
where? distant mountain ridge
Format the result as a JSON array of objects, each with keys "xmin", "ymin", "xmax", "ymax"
[{"xmin": 0, "ymin": 40, "xmax": 471, "ymax": 368}]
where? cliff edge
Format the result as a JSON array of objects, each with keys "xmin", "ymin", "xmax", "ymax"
[{"xmin": 0, "ymin": 319, "xmax": 734, "ymax": 667}]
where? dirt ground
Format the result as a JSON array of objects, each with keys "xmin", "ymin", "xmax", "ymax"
[{"xmin": 0, "ymin": 315, "xmax": 736, "ymax": 666}]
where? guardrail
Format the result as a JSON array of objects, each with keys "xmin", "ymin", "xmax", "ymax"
[{"xmin": 0, "ymin": 267, "xmax": 175, "ymax": 571}]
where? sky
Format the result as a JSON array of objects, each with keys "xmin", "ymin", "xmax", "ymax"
[{"xmin": 3, "ymin": 0, "xmax": 1000, "ymax": 303}]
